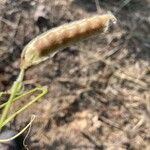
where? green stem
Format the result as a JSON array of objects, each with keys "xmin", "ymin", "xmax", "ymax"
[
  {"xmin": 0, "ymin": 69, "xmax": 25, "ymax": 129},
  {"xmin": 1, "ymin": 87, "xmax": 47, "ymax": 128},
  {"xmin": 0, "ymin": 87, "xmax": 44, "ymax": 109},
  {"xmin": 0, "ymin": 92, "xmax": 3, "ymax": 98}
]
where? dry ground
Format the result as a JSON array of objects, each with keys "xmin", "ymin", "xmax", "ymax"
[{"xmin": 0, "ymin": 0, "xmax": 150, "ymax": 150}]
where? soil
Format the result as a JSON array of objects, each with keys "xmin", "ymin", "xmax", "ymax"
[{"xmin": 0, "ymin": 0, "xmax": 150, "ymax": 150}]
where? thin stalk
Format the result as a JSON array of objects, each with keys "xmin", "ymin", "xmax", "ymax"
[
  {"xmin": 1, "ymin": 86, "xmax": 47, "ymax": 128},
  {"xmin": 0, "ymin": 92, "xmax": 3, "ymax": 98},
  {"xmin": 0, "ymin": 87, "xmax": 44, "ymax": 109},
  {"xmin": 0, "ymin": 69, "xmax": 25, "ymax": 129},
  {"xmin": 0, "ymin": 115, "xmax": 35, "ymax": 143}
]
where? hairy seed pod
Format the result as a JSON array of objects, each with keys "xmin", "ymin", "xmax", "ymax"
[{"xmin": 20, "ymin": 14, "xmax": 117, "ymax": 69}]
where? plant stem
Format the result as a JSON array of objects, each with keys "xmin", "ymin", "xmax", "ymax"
[
  {"xmin": 0, "ymin": 115, "xmax": 35, "ymax": 143},
  {"xmin": 0, "ymin": 69, "xmax": 25, "ymax": 129},
  {"xmin": 0, "ymin": 87, "xmax": 42, "ymax": 109},
  {"xmin": 1, "ymin": 86, "xmax": 47, "ymax": 128}
]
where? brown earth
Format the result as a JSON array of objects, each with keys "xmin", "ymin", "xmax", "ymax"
[{"xmin": 0, "ymin": 0, "xmax": 150, "ymax": 150}]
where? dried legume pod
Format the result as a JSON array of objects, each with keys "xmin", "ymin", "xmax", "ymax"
[{"xmin": 20, "ymin": 14, "xmax": 117, "ymax": 69}]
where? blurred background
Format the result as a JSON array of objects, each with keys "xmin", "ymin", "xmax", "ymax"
[{"xmin": 0, "ymin": 0, "xmax": 149, "ymax": 149}]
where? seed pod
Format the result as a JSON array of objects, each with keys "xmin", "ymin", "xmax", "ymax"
[{"xmin": 20, "ymin": 14, "xmax": 117, "ymax": 69}]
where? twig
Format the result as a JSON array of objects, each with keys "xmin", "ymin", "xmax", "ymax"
[
  {"xmin": 23, "ymin": 115, "xmax": 35, "ymax": 150},
  {"xmin": 95, "ymin": 0, "xmax": 101, "ymax": 13},
  {"xmin": 99, "ymin": 116, "xmax": 122, "ymax": 130},
  {"xmin": 115, "ymin": 0, "xmax": 132, "ymax": 14},
  {"xmin": 114, "ymin": 70, "xmax": 148, "ymax": 89}
]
